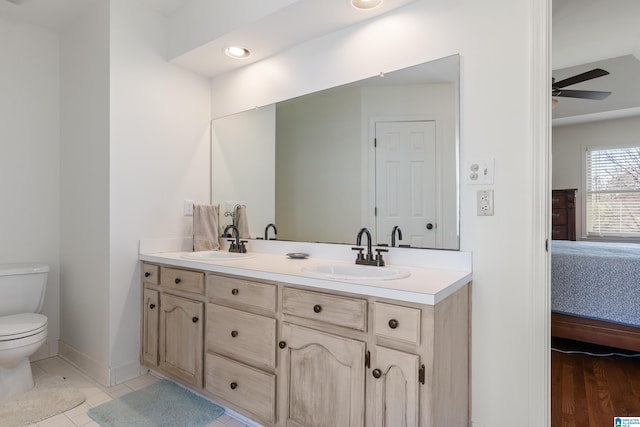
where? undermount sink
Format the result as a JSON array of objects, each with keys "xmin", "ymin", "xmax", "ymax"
[
  {"xmin": 301, "ymin": 263, "xmax": 410, "ymax": 281},
  {"xmin": 181, "ymin": 251, "xmax": 254, "ymax": 261}
]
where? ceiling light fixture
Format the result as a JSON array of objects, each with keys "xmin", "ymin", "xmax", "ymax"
[
  {"xmin": 225, "ymin": 46, "xmax": 251, "ymax": 59},
  {"xmin": 351, "ymin": 0, "xmax": 383, "ymax": 10}
]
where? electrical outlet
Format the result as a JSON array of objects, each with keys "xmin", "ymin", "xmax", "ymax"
[
  {"xmin": 477, "ymin": 190, "xmax": 494, "ymax": 216},
  {"xmin": 184, "ymin": 199, "xmax": 194, "ymax": 216}
]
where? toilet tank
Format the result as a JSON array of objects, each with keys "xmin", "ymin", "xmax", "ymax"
[{"xmin": 0, "ymin": 263, "xmax": 49, "ymax": 316}]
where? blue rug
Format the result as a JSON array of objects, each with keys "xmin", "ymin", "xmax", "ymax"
[{"xmin": 88, "ymin": 379, "xmax": 224, "ymax": 427}]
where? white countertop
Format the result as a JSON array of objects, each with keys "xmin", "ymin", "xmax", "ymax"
[{"xmin": 139, "ymin": 249, "xmax": 472, "ymax": 305}]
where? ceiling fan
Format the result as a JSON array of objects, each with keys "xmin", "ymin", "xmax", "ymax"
[{"xmin": 552, "ymin": 68, "xmax": 612, "ymax": 103}]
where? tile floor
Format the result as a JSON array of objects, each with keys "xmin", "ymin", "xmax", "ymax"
[{"xmin": 27, "ymin": 356, "xmax": 252, "ymax": 427}]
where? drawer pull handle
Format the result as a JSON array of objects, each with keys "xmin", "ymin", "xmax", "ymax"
[
  {"xmin": 230, "ymin": 382, "xmax": 238, "ymax": 390},
  {"xmin": 372, "ymin": 369, "xmax": 382, "ymax": 379},
  {"xmin": 231, "ymin": 330, "xmax": 238, "ymax": 338},
  {"xmin": 192, "ymin": 316, "xmax": 199, "ymax": 323},
  {"xmin": 279, "ymin": 341, "xmax": 287, "ymax": 349},
  {"xmin": 149, "ymin": 303, "xmax": 156, "ymax": 310},
  {"xmin": 175, "ymin": 278, "xmax": 181, "ymax": 284},
  {"xmin": 144, "ymin": 272, "xmax": 151, "ymax": 278},
  {"xmin": 231, "ymin": 288, "xmax": 239, "ymax": 295},
  {"xmin": 313, "ymin": 304, "xmax": 322, "ymax": 313},
  {"xmin": 388, "ymin": 319, "xmax": 399, "ymax": 329}
]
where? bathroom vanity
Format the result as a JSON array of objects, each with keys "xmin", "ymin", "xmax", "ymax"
[{"xmin": 139, "ymin": 243, "xmax": 471, "ymax": 427}]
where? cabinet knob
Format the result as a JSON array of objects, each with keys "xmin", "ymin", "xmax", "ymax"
[
  {"xmin": 388, "ymin": 319, "xmax": 399, "ymax": 329},
  {"xmin": 313, "ymin": 304, "xmax": 322, "ymax": 313},
  {"xmin": 149, "ymin": 303, "xmax": 155, "ymax": 310},
  {"xmin": 192, "ymin": 316, "xmax": 199, "ymax": 323},
  {"xmin": 175, "ymin": 278, "xmax": 181, "ymax": 284},
  {"xmin": 426, "ymin": 223, "xmax": 434, "ymax": 230},
  {"xmin": 231, "ymin": 330, "xmax": 238, "ymax": 338},
  {"xmin": 144, "ymin": 272, "xmax": 151, "ymax": 278},
  {"xmin": 278, "ymin": 341, "xmax": 287, "ymax": 349},
  {"xmin": 372, "ymin": 369, "xmax": 382, "ymax": 379},
  {"xmin": 230, "ymin": 382, "xmax": 238, "ymax": 390},
  {"xmin": 231, "ymin": 288, "xmax": 239, "ymax": 295}
]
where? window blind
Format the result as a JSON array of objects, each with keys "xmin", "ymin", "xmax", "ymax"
[{"xmin": 586, "ymin": 146, "xmax": 640, "ymax": 236}]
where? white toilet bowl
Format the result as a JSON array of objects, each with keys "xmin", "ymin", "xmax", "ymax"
[
  {"xmin": 0, "ymin": 313, "xmax": 48, "ymax": 401},
  {"xmin": 0, "ymin": 264, "xmax": 49, "ymax": 402}
]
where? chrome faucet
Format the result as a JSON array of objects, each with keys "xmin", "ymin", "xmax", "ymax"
[
  {"xmin": 391, "ymin": 226, "xmax": 403, "ymax": 247},
  {"xmin": 223, "ymin": 224, "xmax": 247, "ymax": 253},
  {"xmin": 265, "ymin": 223, "xmax": 277, "ymax": 240},
  {"xmin": 352, "ymin": 227, "xmax": 387, "ymax": 266}
]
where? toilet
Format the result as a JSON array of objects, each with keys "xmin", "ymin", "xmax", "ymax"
[{"xmin": 0, "ymin": 263, "xmax": 49, "ymax": 402}]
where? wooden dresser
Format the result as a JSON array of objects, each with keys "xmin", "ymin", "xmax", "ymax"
[{"xmin": 552, "ymin": 189, "xmax": 577, "ymax": 241}]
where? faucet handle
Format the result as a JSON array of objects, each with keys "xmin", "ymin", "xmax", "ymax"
[
  {"xmin": 374, "ymin": 248, "xmax": 388, "ymax": 266},
  {"xmin": 351, "ymin": 247, "xmax": 365, "ymax": 261}
]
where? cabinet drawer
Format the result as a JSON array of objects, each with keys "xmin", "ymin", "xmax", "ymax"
[
  {"xmin": 207, "ymin": 275, "xmax": 276, "ymax": 313},
  {"xmin": 161, "ymin": 267, "xmax": 204, "ymax": 295},
  {"xmin": 552, "ymin": 209, "xmax": 567, "ymax": 225},
  {"xmin": 551, "ymin": 193, "xmax": 567, "ymax": 208},
  {"xmin": 373, "ymin": 302, "xmax": 421, "ymax": 345},
  {"xmin": 205, "ymin": 353, "xmax": 276, "ymax": 423},
  {"xmin": 282, "ymin": 287, "xmax": 367, "ymax": 331},
  {"xmin": 206, "ymin": 304, "xmax": 276, "ymax": 370},
  {"xmin": 142, "ymin": 263, "xmax": 159, "ymax": 285},
  {"xmin": 552, "ymin": 225, "xmax": 568, "ymax": 240}
]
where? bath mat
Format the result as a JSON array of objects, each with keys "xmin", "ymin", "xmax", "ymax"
[
  {"xmin": 88, "ymin": 379, "xmax": 224, "ymax": 427},
  {"xmin": 0, "ymin": 374, "xmax": 85, "ymax": 427}
]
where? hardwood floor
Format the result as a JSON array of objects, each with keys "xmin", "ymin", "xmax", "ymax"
[{"xmin": 551, "ymin": 339, "xmax": 640, "ymax": 427}]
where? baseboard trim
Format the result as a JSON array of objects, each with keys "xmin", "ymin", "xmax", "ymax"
[{"xmin": 58, "ymin": 341, "xmax": 110, "ymax": 386}]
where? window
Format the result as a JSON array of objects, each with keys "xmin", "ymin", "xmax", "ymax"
[{"xmin": 585, "ymin": 146, "xmax": 640, "ymax": 237}]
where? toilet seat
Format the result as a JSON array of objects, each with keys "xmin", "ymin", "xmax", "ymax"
[{"xmin": 0, "ymin": 313, "xmax": 47, "ymax": 341}]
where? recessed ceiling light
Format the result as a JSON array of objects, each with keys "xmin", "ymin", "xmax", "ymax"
[
  {"xmin": 351, "ymin": 0, "xmax": 383, "ymax": 10},
  {"xmin": 225, "ymin": 46, "xmax": 251, "ymax": 59}
]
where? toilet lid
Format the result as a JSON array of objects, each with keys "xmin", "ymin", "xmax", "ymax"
[{"xmin": 0, "ymin": 313, "xmax": 47, "ymax": 341}]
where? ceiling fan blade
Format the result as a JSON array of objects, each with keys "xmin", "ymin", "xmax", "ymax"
[
  {"xmin": 552, "ymin": 89, "xmax": 611, "ymax": 100},
  {"xmin": 552, "ymin": 68, "xmax": 610, "ymax": 89}
]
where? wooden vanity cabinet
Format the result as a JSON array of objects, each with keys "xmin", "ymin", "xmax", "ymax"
[
  {"xmin": 159, "ymin": 292, "xmax": 203, "ymax": 388},
  {"xmin": 141, "ymin": 261, "xmax": 470, "ymax": 427},
  {"xmin": 141, "ymin": 263, "xmax": 205, "ymax": 389},
  {"xmin": 279, "ymin": 287, "xmax": 369, "ymax": 427},
  {"xmin": 141, "ymin": 288, "xmax": 159, "ymax": 366},
  {"xmin": 368, "ymin": 302, "xmax": 423, "ymax": 427},
  {"xmin": 205, "ymin": 274, "xmax": 278, "ymax": 425}
]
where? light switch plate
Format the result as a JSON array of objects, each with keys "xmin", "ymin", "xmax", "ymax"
[
  {"xmin": 466, "ymin": 158, "xmax": 495, "ymax": 185},
  {"xmin": 184, "ymin": 199, "xmax": 194, "ymax": 216}
]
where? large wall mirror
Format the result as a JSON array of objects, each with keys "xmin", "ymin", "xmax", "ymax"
[{"xmin": 211, "ymin": 54, "xmax": 460, "ymax": 250}]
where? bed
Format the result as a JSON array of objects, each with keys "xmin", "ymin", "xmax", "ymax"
[{"xmin": 551, "ymin": 240, "xmax": 640, "ymax": 351}]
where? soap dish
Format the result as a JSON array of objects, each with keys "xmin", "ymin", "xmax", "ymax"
[{"xmin": 286, "ymin": 252, "xmax": 309, "ymax": 259}]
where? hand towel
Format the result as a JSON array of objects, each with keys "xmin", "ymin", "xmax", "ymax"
[
  {"xmin": 193, "ymin": 204, "xmax": 220, "ymax": 251},
  {"xmin": 234, "ymin": 204, "xmax": 251, "ymax": 239}
]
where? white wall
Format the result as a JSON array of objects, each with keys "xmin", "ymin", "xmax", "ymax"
[
  {"xmin": 0, "ymin": 17, "xmax": 61, "ymax": 356},
  {"xmin": 208, "ymin": 1, "xmax": 550, "ymax": 425},
  {"xmin": 552, "ymin": 115, "xmax": 640, "ymax": 238},
  {"xmin": 59, "ymin": 0, "xmax": 110, "ymax": 382},
  {"xmin": 109, "ymin": 0, "xmax": 211, "ymax": 383},
  {"xmin": 58, "ymin": 0, "xmax": 211, "ymax": 385}
]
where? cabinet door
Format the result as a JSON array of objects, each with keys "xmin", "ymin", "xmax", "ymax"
[
  {"xmin": 159, "ymin": 293, "xmax": 204, "ymax": 388},
  {"xmin": 142, "ymin": 288, "xmax": 159, "ymax": 366},
  {"xmin": 370, "ymin": 346, "xmax": 420, "ymax": 427},
  {"xmin": 280, "ymin": 323, "xmax": 365, "ymax": 427}
]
